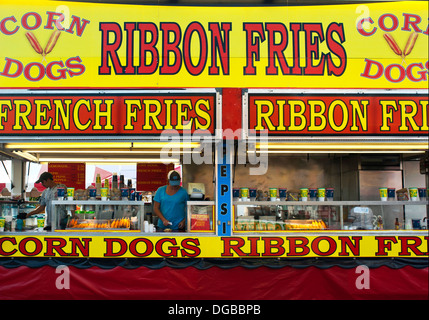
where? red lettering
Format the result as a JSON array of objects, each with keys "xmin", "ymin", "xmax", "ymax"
[
  {"xmin": 45, "ymin": 11, "xmax": 65, "ymax": 30},
  {"xmin": 311, "ymin": 236, "xmax": 337, "ymax": 256},
  {"xmin": 247, "ymin": 237, "xmax": 260, "ymax": 257},
  {"xmin": 221, "ymin": 237, "xmax": 247, "ymax": 257},
  {"xmin": 287, "ymin": 237, "xmax": 310, "ymax": 256},
  {"xmin": 129, "ymin": 238, "xmax": 153, "ymax": 257},
  {"xmin": 69, "ymin": 238, "xmax": 91, "ymax": 257},
  {"xmin": 65, "ymin": 15, "xmax": 90, "ymax": 37},
  {"xmin": 0, "ymin": 16, "xmax": 19, "ymax": 35},
  {"xmin": 21, "ymin": 12, "xmax": 42, "ymax": 30},
  {"xmin": 360, "ymin": 58, "xmax": 384, "ymax": 79},
  {"xmin": 262, "ymin": 237, "xmax": 285, "ymax": 256},
  {"xmin": 137, "ymin": 22, "xmax": 159, "ymax": 75},
  {"xmin": 375, "ymin": 236, "xmax": 398, "ymax": 256},
  {"xmin": 155, "ymin": 238, "xmax": 179, "ymax": 257},
  {"xmin": 325, "ymin": 22, "xmax": 347, "ymax": 76},
  {"xmin": 243, "ymin": 23, "xmax": 265, "ymax": 75},
  {"xmin": 124, "ymin": 22, "xmax": 137, "ymax": 74},
  {"xmin": 208, "ymin": 22, "xmax": 231, "ymax": 75},
  {"xmin": 401, "ymin": 13, "xmax": 423, "ymax": 33},
  {"xmin": 104, "ymin": 238, "xmax": 128, "ymax": 257},
  {"xmin": 160, "ymin": 23, "xmax": 182, "ymax": 75},
  {"xmin": 356, "ymin": 17, "xmax": 376, "ymax": 36},
  {"xmin": 18, "ymin": 237, "xmax": 43, "ymax": 256},
  {"xmin": 45, "ymin": 237, "xmax": 69, "ymax": 257},
  {"xmin": 180, "ymin": 238, "xmax": 201, "ymax": 257},
  {"xmin": 0, "ymin": 57, "xmax": 24, "ymax": 78},
  {"xmin": 399, "ymin": 236, "xmax": 425, "ymax": 256},
  {"xmin": 183, "ymin": 22, "xmax": 208, "ymax": 76},
  {"xmin": 338, "ymin": 236, "xmax": 362, "ymax": 256},
  {"xmin": 265, "ymin": 23, "xmax": 290, "ymax": 75},
  {"xmin": 303, "ymin": 23, "xmax": 325, "ymax": 75},
  {"xmin": 99, "ymin": 23, "xmax": 124, "ymax": 75},
  {"xmin": 378, "ymin": 13, "xmax": 399, "ymax": 32},
  {"xmin": 289, "ymin": 23, "xmax": 302, "ymax": 75},
  {"xmin": 0, "ymin": 237, "xmax": 17, "ymax": 256}
]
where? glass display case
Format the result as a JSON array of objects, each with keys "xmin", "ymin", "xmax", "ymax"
[
  {"xmin": 187, "ymin": 201, "xmax": 215, "ymax": 233},
  {"xmin": 51, "ymin": 200, "xmax": 145, "ymax": 232},
  {"xmin": 234, "ymin": 201, "xmax": 428, "ymax": 233}
]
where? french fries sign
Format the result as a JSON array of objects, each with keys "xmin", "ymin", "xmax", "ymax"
[
  {"xmin": 0, "ymin": 1, "xmax": 427, "ymax": 89},
  {"xmin": 0, "ymin": 235, "xmax": 427, "ymax": 258}
]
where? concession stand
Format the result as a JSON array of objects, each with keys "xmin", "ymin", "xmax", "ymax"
[{"xmin": 0, "ymin": 0, "xmax": 428, "ymax": 301}]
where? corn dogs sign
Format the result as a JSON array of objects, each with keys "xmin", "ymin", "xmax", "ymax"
[
  {"xmin": 0, "ymin": 1, "xmax": 427, "ymax": 89},
  {"xmin": 0, "ymin": 235, "xmax": 427, "ymax": 258}
]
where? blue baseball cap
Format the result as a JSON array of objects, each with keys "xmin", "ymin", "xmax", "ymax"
[{"xmin": 168, "ymin": 170, "xmax": 181, "ymax": 186}]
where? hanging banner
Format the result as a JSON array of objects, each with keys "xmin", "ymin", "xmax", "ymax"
[
  {"xmin": 248, "ymin": 95, "xmax": 428, "ymax": 135},
  {"xmin": 0, "ymin": 93, "xmax": 216, "ymax": 135},
  {"xmin": 0, "ymin": 0, "xmax": 427, "ymax": 89},
  {"xmin": 0, "ymin": 234, "xmax": 427, "ymax": 258}
]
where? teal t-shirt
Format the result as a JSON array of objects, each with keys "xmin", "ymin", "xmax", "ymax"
[{"xmin": 154, "ymin": 186, "xmax": 189, "ymax": 230}]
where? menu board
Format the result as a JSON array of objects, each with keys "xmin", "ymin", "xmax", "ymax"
[
  {"xmin": 137, "ymin": 163, "xmax": 174, "ymax": 192},
  {"xmin": 48, "ymin": 163, "xmax": 86, "ymax": 189}
]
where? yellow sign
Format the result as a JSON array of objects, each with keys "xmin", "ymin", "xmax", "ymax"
[
  {"xmin": 0, "ymin": 0, "xmax": 427, "ymax": 89},
  {"xmin": 0, "ymin": 235, "xmax": 427, "ymax": 258}
]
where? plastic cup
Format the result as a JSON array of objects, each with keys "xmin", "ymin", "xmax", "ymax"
[
  {"xmin": 379, "ymin": 187, "xmax": 388, "ymax": 201},
  {"xmin": 326, "ymin": 188, "xmax": 334, "ymax": 201},
  {"xmin": 300, "ymin": 188, "xmax": 308, "ymax": 201},
  {"xmin": 249, "ymin": 188, "xmax": 257, "ymax": 201},
  {"xmin": 88, "ymin": 188, "xmax": 96, "ymax": 199},
  {"xmin": 57, "ymin": 187, "xmax": 65, "ymax": 200},
  {"xmin": 279, "ymin": 188, "xmax": 287, "ymax": 201},
  {"xmin": 418, "ymin": 188, "xmax": 426, "ymax": 201},
  {"xmin": 121, "ymin": 188, "xmax": 129, "ymax": 200},
  {"xmin": 100, "ymin": 188, "xmax": 109, "ymax": 201},
  {"xmin": 233, "ymin": 188, "xmax": 240, "ymax": 200},
  {"xmin": 387, "ymin": 188, "xmax": 396, "ymax": 201},
  {"xmin": 66, "ymin": 187, "xmax": 74, "ymax": 200},
  {"xmin": 409, "ymin": 187, "xmax": 418, "ymax": 201},
  {"xmin": 269, "ymin": 188, "xmax": 278, "ymax": 201},
  {"xmin": 240, "ymin": 188, "xmax": 249, "ymax": 200},
  {"xmin": 0, "ymin": 217, "xmax": 5, "ymax": 232},
  {"xmin": 317, "ymin": 188, "xmax": 325, "ymax": 201},
  {"xmin": 309, "ymin": 188, "xmax": 317, "ymax": 201},
  {"xmin": 37, "ymin": 217, "xmax": 45, "ymax": 231}
]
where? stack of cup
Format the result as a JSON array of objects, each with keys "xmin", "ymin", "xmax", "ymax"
[
  {"xmin": 379, "ymin": 187, "xmax": 388, "ymax": 201},
  {"xmin": 240, "ymin": 187, "xmax": 249, "ymax": 201},
  {"xmin": 387, "ymin": 188, "xmax": 396, "ymax": 201},
  {"xmin": 67, "ymin": 187, "xmax": 74, "ymax": 200},
  {"xmin": 279, "ymin": 188, "xmax": 287, "ymax": 201},
  {"xmin": 326, "ymin": 188, "xmax": 334, "ymax": 201},
  {"xmin": 57, "ymin": 187, "xmax": 65, "ymax": 200},
  {"xmin": 418, "ymin": 188, "xmax": 426, "ymax": 201},
  {"xmin": 249, "ymin": 188, "xmax": 257, "ymax": 201},
  {"xmin": 409, "ymin": 187, "xmax": 418, "ymax": 201},
  {"xmin": 300, "ymin": 188, "xmax": 308, "ymax": 201},
  {"xmin": 317, "ymin": 188, "xmax": 325, "ymax": 201},
  {"xmin": 309, "ymin": 188, "xmax": 317, "ymax": 201},
  {"xmin": 269, "ymin": 188, "xmax": 278, "ymax": 201}
]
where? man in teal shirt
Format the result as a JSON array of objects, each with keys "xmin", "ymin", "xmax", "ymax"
[{"xmin": 154, "ymin": 170, "xmax": 189, "ymax": 231}]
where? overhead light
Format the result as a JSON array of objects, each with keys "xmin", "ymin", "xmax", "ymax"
[
  {"xmin": 5, "ymin": 142, "xmax": 200, "ymax": 149},
  {"xmin": 12, "ymin": 151, "xmax": 38, "ymax": 162},
  {"xmin": 38, "ymin": 157, "xmax": 180, "ymax": 164},
  {"xmin": 255, "ymin": 142, "xmax": 428, "ymax": 151}
]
